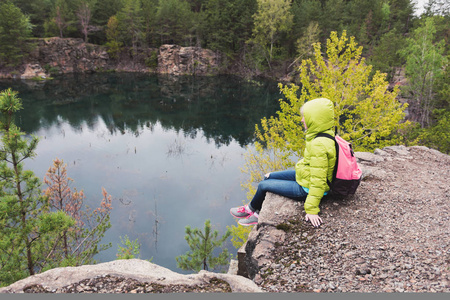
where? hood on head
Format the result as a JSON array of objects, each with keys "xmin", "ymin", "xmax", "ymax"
[{"xmin": 302, "ymin": 98, "xmax": 335, "ymax": 139}]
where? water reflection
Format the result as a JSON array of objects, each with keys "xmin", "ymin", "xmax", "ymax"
[
  {"xmin": 4, "ymin": 73, "xmax": 280, "ymax": 147},
  {"xmin": 0, "ymin": 73, "xmax": 281, "ymax": 273}
]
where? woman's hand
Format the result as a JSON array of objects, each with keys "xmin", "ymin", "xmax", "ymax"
[{"xmin": 305, "ymin": 214, "xmax": 323, "ymax": 227}]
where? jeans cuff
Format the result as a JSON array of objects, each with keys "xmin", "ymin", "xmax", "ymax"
[{"xmin": 248, "ymin": 203, "xmax": 259, "ymax": 214}]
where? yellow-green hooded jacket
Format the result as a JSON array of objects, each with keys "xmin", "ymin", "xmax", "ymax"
[{"xmin": 295, "ymin": 98, "xmax": 337, "ymax": 215}]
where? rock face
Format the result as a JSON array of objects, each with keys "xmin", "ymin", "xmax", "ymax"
[
  {"xmin": 0, "ymin": 38, "xmax": 221, "ymax": 79},
  {"xmin": 239, "ymin": 145, "xmax": 450, "ymax": 293},
  {"xmin": 157, "ymin": 44, "xmax": 220, "ymax": 76},
  {"xmin": 0, "ymin": 259, "xmax": 262, "ymax": 293},
  {"xmin": 26, "ymin": 37, "xmax": 110, "ymax": 77}
]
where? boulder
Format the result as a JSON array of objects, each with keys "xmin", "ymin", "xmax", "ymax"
[
  {"xmin": 0, "ymin": 259, "xmax": 262, "ymax": 293},
  {"xmin": 20, "ymin": 63, "xmax": 48, "ymax": 79},
  {"xmin": 241, "ymin": 192, "xmax": 303, "ymax": 279}
]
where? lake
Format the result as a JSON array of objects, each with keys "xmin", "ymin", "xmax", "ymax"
[{"xmin": 0, "ymin": 73, "xmax": 282, "ymax": 273}]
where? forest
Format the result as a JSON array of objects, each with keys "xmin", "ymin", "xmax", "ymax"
[{"xmin": 0, "ymin": 0, "xmax": 448, "ymax": 152}]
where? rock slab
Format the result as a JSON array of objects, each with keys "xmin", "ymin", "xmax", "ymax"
[{"xmin": 0, "ymin": 259, "xmax": 262, "ymax": 293}]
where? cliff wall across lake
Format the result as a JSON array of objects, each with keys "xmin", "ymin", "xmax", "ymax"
[{"xmin": 0, "ymin": 38, "xmax": 221, "ymax": 79}]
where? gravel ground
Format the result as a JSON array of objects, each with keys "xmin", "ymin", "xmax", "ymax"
[{"xmin": 253, "ymin": 146, "xmax": 449, "ymax": 293}]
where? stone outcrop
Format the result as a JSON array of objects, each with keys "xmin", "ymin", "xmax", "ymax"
[
  {"xmin": 238, "ymin": 192, "xmax": 308, "ymax": 280},
  {"xmin": 237, "ymin": 145, "xmax": 449, "ymax": 293},
  {"xmin": 0, "ymin": 259, "xmax": 262, "ymax": 293},
  {"xmin": 157, "ymin": 44, "xmax": 220, "ymax": 76},
  {"xmin": 26, "ymin": 37, "xmax": 110, "ymax": 77},
  {"xmin": 20, "ymin": 64, "xmax": 48, "ymax": 79}
]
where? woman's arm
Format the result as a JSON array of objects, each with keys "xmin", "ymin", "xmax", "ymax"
[{"xmin": 304, "ymin": 141, "xmax": 329, "ymax": 224}]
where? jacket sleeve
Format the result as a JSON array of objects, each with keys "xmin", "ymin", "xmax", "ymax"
[{"xmin": 304, "ymin": 140, "xmax": 329, "ymax": 215}]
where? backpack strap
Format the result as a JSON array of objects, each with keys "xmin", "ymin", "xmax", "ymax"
[{"xmin": 314, "ymin": 132, "xmax": 339, "ymax": 190}]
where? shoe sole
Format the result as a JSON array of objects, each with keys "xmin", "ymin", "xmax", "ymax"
[{"xmin": 238, "ymin": 221, "xmax": 257, "ymax": 226}]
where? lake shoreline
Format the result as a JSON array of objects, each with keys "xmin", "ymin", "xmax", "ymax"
[{"xmin": 0, "ymin": 37, "xmax": 293, "ymax": 84}]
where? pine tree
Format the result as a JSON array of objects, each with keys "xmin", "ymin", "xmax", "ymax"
[
  {"xmin": 399, "ymin": 17, "xmax": 447, "ymax": 128},
  {"xmin": 0, "ymin": 1, "xmax": 32, "ymax": 65},
  {"xmin": 155, "ymin": 0, "xmax": 194, "ymax": 46},
  {"xmin": 105, "ymin": 15, "xmax": 123, "ymax": 59},
  {"xmin": 117, "ymin": 0, "xmax": 145, "ymax": 55},
  {"xmin": 176, "ymin": 219, "xmax": 231, "ymax": 272},
  {"xmin": 201, "ymin": 0, "xmax": 257, "ymax": 54},
  {"xmin": 0, "ymin": 89, "xmax": 74, "ymax": 286}
]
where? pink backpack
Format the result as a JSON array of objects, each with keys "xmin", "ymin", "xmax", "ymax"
[{"xmin": 315, "ymin": 133, "xmax": 362, "ymax": 196}]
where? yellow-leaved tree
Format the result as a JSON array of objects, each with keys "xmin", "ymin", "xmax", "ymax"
[{"xmin": 228, "ymin": 30, "xmax": 409, "ymax": 249}]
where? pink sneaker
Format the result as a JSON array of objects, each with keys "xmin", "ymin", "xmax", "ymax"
[
  {"xmin": 238, "ymin": 212, "xmax": 258, "ymax": 226},
  {"xmin": 230, "ymin": 205, "xmax": 251, "ymax": 218}
]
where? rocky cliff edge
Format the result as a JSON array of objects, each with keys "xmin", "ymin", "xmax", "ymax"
[
  {"xmin": 240, "ymin": 145, "xmax": 449, "ymax": 292},
  {"xmin": 0, "ymin": 259, "xmax": 261, "ymax": 293}
]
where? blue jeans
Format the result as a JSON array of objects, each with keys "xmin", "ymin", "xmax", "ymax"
[{"xmin": 249, "ymin": 170, "xmax": 308, "ymax": 212}]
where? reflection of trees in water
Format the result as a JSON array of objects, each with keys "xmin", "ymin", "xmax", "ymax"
[
  {"xmin": 166, "ymin": 138, "xmax": 189, "ymax": 159},
  {"xmin": 148, "ymin": 200, "xmax": 163, "ymax": 253},
  {"xmin": 3, "ymin": 73, "xmax": 280, "ymax": 147}
]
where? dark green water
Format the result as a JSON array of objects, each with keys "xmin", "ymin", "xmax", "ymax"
[{"xmin": 0, "ymin": 73, "xmax": 282, "ymax": 273}]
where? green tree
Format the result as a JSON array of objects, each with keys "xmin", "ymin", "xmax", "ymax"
[
  {"xmin": 249, "ymin": 0, "xmax": 293, "ymax": 69},
  {"xmin": 342, "ymin": 0, "xmax": 384, "ymax": 46},
  {"xmin": 388, "ymin": 0, "xmax": 415, "ymax": 34},
  {"xmin": 291, "ymin": 21, "xmax": 321, "ymax": 69},
  {"xmin": 320, "ymin": 0, "xmax": 345, "ymax": 42},
  {"xmin": 117, "ymin": 0, "xmax": 144, "ymax": 55},
  {"xmin": 155, "ymin": 0, "xmax": 195, "ymax": 46},
  {"xmin": 370, "ymin": 29, "xmax": 405, "ymax": 80},
  {"xmin": 11, "ymin": 0, "xmax": 52, "ymax": 37},
  {"xmin": 50, "ymin": 0, "xmax": 74, "ymax": 38},
  {"xmin": 0, "ymin": 89, "xmax": 74, "ymax": 286},
  {"xmin": 0, "ymin": 1, "xmax": 32, "ymax": 65},
  {"xmin": 201, "ymin": 0, "xmax": 257, "ymax": 55},
  {"xmin": 399, "ymin": 17, "xmax": 447, "ymax": 127},
  {"xmin": 141, "ymin": 0, "xmax": 158, "ymax": 47},
  {"xmin": 240, "ymin": 30, "xmax": 408, "ymax": 198},
  {"xmin": 116, "ymin": 235, "xmax": 140, "ymax": 259},
  {"xmin": 291, "ymin": 0, "xmax": 322, "ymax": 37},
  {"xmin": 176, "ymin": 219, "xmax": 231, "ymax": 272},
  {"xmin": 91, "ymin": 0, "xmax": 124, "ymax": 26},
  {"xmin": 227, "ymin": 222, "xmax": 252, "ymax": 249},
  {"xmin": 105, "ymin": 15, "xmax": 123, "ymax": 59},
  {"xmin": 405, "ymin": 109, "xmax": 450, "ymax": 154}
]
